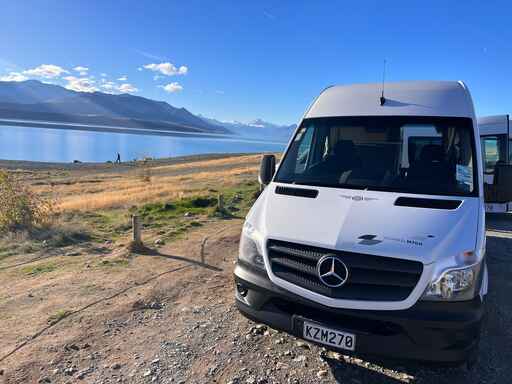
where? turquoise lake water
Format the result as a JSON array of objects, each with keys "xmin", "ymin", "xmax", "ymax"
[{"xmin": 0, "ymin": 124, "xmax": 287, "ymax": 163}]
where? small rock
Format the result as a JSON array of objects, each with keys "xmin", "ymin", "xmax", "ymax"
[
  {"xmin": 246, "ymin": 376, "xmax": 256, "ymax": 384},
  {"xmin": 154, "ymin": 239, "xmax": 164, "ymax": 246},
  {"xmin": 64, "ymin": 344, "xmax": 80, "ymax": 352},
  {"xmin": 0, "ymin": 369, "xmax": 4, "ymax": 375},
  {"xmin": 184, "ymin": 212, "xmax": 192, "ymax": 217},
  {"xmin": 64, "ymin": 367, "xmax": 77, "ymax": 375},
  {"xmin": 317, "ymin": 370, "xmax": 328, "ymax": 378},
  {"xmin": 295, "ymin": 341, "xmax": 310, "ymax": 350},
  {"xmin": 151, "ymin": 358, "xmax": 160, "ymax": 364},
  {"xmin": 274, "ymin": 337, "xmax": 285, "ymax": 345},
  {"xmin": 293, "ymin": 355, "xmax": 306, "ymax": 363},
  {"xmin": 143, "ymin": 369, "xmax": 152, "ymax": 377},
  {"xmin": 38, "ymin": 378, "xmax": 51, "ymax": 383},
  {"xmin": 111, "ymin": 363, "xmax": 121, "ymax": 370},
  {"xmin": 76, "ymin": 368, "xmax": 93, "ymax": 380}
]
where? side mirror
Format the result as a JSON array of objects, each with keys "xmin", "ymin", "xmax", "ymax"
[
  {"xmin": 485, "ymin": 164, "xmax": 512, "ymax": 203},
  {"xmin": 259, "ymin": 154, "xmax": 276, "ymax": 188}
]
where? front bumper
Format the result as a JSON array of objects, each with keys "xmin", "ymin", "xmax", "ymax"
[{"xmin": 234, "ymin": 262, "xmax": 484, "ymax": 364}]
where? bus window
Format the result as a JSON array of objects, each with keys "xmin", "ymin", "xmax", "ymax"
[{"xmin": 481, "ymin": 135, "xmax": 507, "ymax": 174}]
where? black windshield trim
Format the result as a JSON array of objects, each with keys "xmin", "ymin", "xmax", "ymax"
[
  {"xmin": 274, "ymin": 115, "xmax": 479, "ymax": 198},
  {"xmin": 275, "ymin": 181, "xmax": 476, "ymax": 198}
]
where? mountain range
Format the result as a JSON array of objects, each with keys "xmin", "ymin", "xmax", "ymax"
[
  {"xmin": 0, "ymin": 80, "xmax": 295, "ymax": 139},
  {"xmin": 200, "ymin": 116, "xmax": 296, "ymax": 142}
]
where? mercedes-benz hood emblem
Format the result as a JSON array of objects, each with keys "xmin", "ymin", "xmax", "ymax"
[{"xmin": 316, "ymin": 254, "xmax": 349, "ymax": 288}]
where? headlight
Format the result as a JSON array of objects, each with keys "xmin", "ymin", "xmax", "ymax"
[
  {"xmin": 421, "ymin": 260, "xmax": 481, "ymax": 301},
  {"xmin": 238, "ymin": 222, "xmax": 265, "ymax": 270}
]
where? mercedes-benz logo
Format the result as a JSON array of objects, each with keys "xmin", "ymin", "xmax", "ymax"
[{"xmin": 316, "ymin": 254, "xmax": 349, "ymax": 288}]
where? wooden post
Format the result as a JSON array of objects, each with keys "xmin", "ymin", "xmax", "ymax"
[
  {"xmin": 200, "ymin": 237, "xmax": 208, "ymax": 264},
  {"xmin": 132, "ymin": 215, "xmax": 142, "ymax": 245},
  {"xmin": 218, "ymin": 194, "xmax": 224, "ymax": 211}
]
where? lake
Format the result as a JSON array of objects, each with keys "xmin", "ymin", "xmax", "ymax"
[{"xmin": 0, "ymin": 124, "xmax": 288, "ymax": 163}]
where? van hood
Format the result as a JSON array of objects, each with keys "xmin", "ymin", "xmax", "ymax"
[{"xmin": 251, "ymin": 183, "xmax": 479, "ymax": 265}]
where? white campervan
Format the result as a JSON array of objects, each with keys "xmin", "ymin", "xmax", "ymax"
[{"xmin": 235, "ymin": 81, "xmax": 512, "ymax": 366}]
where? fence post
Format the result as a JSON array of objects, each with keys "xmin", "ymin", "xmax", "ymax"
[
  {"xmin": 218, "ymin": 194, "xmax": 224, "ymax": 211},
  {"xmin": 200, "ymin": 237, "xmax": 208, "ymax": 264},
  {"xmin": 132, "ymin": 215, "xmax": 142, "ymax": 245}
]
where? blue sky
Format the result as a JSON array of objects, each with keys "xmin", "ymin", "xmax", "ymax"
[{"xmin": 0, "ymin": 1, "xmax": 511, "ymax": 125}]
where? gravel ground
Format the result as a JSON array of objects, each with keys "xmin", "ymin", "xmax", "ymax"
[{"xmin": 2, "ymin": 215, "xmax": 512, "ymax": 384}]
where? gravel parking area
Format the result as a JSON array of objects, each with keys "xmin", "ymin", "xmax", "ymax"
[{"xmin": 2, "ymin": 215, "xmax": 511, "ymax": 383}]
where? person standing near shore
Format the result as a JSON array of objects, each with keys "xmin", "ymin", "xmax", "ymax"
[{"xmin": 116, "ymin": 153, "xmax": 121, "ymax": 164}]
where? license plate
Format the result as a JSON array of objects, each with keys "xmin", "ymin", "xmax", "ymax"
[{"xmin": 303, "ymin": 320, "xmax": 356, "ymax": 351}]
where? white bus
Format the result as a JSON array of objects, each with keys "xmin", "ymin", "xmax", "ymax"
[{"xmin": 478, "ymin": 115, "xmax": 511, "ymax": 212}]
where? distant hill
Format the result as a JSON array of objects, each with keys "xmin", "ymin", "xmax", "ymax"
[
  {"xmin": 200, "ymin": 116, "xmax": 296, "ymax": 142},
  {"xmin": 0, "ymin": 80, "xmax": 229, "ymax": 134}
]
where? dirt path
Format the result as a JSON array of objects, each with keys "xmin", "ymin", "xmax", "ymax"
[{"xmin": 1, "ymin": 215, "xmax": 512, "ymax": 384}]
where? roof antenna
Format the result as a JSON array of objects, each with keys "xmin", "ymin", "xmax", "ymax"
[{"xmin": 380, "ymin": 59, "xmax": 386, "ymax": 106}]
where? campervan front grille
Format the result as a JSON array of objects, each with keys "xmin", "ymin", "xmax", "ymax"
[{"xmin": 267, "ymin": 239, "xmax": 423, "ymax": 302}]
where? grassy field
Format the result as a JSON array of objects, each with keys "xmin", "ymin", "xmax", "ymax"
[
  {"xmin": 0, "ymin": 153, "xmax": 265, "ymax": 258},
  {"xmin": 0, "ymin": 153, "xmax": 269, "ymax": 382}
]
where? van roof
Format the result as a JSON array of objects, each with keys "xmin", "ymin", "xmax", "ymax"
[{"xmin": 305, "ymin": 81, "xmax": 475, "ymax": 119}]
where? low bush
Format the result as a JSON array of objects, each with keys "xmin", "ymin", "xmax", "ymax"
[{"xmin": 0, "ymin": 170, "xmax": 54, "ymax": 233}]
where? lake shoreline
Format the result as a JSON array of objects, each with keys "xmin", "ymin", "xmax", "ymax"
[{"xmin": 0, "ymin": 152, "xmax": 259, "ymax": 171}]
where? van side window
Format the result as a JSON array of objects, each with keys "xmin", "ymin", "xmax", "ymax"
[{"xmin": 294, "ymin": 126, "xmax": 314, "ymax": 173}]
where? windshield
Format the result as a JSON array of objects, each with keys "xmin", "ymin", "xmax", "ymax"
[{"xmin": 275, "ymin": 116, "xmax": 477, "ymax": 196}]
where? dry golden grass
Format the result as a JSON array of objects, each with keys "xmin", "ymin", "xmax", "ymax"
[
  {"xmin": 55, "ymin": 165, "xmax": 258, "ymax": 212},
  {"xmin": 32, "ymin": 155, "xmax": 262, "ymax": 196},
  {"xmin": 15, "ymin": 154, "xmax": 272, "ymax": 213},
  {"xmin": 150, "ymin": 154, "xmax": 260, "ymax": 172}
]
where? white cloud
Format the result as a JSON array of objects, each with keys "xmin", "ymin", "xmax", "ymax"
[
  {"xmin": 159, "ymin": 82, "xmax": 183, "ymax": 93},
  {"xmin": 100, "ymin": 73, "xmax": 108, "ymax": 77},
  {"xmin": 23, "ymin": 64, "xmax": 68, "ymax": 79},
  {"xmin": 117, "ymin": 75, "xmax": 128, "ymax": 81},
  {"xmin": 0, "ymin": 72, "xmax": 28, "ymax": 82},
  {"xmin": 99, "ymin": 81, "xmax": 138, "ymax": 94},
  {"xmin": 73, "ymin": 66, "xmax": 89, "ymax": 76},
  {"xmin": 143, "ymin": 62, "xmax": 188, "ymax": 76},
  {"xmin": 63, "ymin": 76, "xmax": 98, "ymax": 93},
  {"xmin": 100, "ymin": 81, "xmax": 116, "ymax": 92},
  {"xmin": 118, "ymin": 83, "xmax": 138, "ymax": 93}
]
